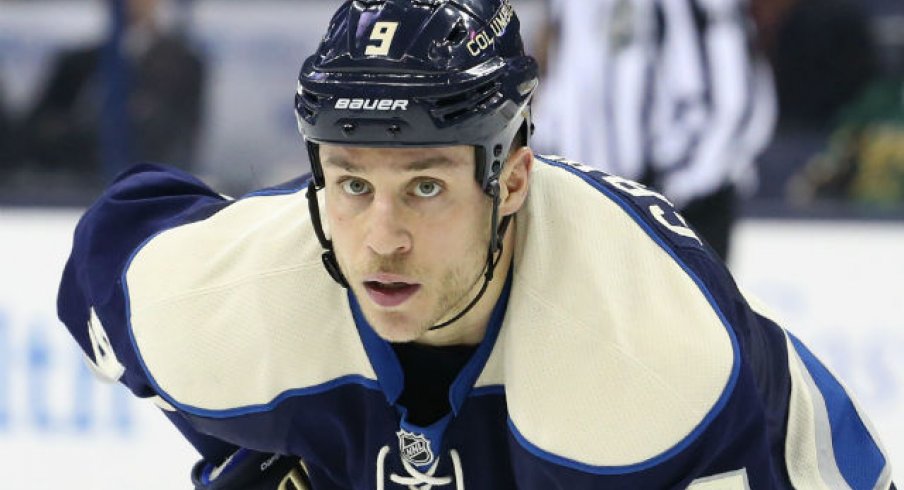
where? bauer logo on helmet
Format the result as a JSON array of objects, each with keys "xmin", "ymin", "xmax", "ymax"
[{"xmin": 334, "ymin": 98, "xmax": 409, "ymax": 111}]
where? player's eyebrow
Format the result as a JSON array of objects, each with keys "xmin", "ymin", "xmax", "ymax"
[
  {"xmin": 322, "ymin": 157, "xmax": 361, "ymax": 173},
  {"xmin": 322, "ymin": 155, "xmax": 461, "ymax": 173},
  {"xmin": 402, "ymin": 156, "xmax": 460, "ymax": 171}
]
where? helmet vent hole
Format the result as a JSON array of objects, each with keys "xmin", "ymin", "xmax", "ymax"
[
  {"xmin": 302, "ymin": 90, "xmax": 320, "ymax": 102},
  {"xmin": 296, "ymin": 90, "xmax": 322, "ymax": 121},
  {"xmin": 446, "ymin": 20, "xmax": 468, "ymax": 45},
  {"xmin": 431, "ymin": 80, "xmax": 503, "ymax": 123}
]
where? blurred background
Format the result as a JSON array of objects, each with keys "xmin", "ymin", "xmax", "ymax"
[{"xmin": 0, "ymin": 0, "xmax": 901, "ymax": 487}]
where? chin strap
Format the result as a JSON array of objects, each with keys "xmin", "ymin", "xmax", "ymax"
[
  {"xmin": 306, "ymin": 180, "xmax": 349, "ymax": 288},
  {"xmin": 429, "ymin": 181, "xmax": 510, "ymax": 330}
]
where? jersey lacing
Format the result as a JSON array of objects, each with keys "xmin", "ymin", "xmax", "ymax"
[{"xmin": 376, "ymin": 446, "xmax": 464, "ymax": 490}]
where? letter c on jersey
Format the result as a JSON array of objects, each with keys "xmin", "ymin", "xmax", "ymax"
[{"xmin": 650, "ymin": 205, "xmax": 702, "ymax": 244}]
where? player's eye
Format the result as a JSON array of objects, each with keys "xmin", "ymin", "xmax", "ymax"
[
  {"xmin": 340, "ymin": 178, "xmax": 371, "ymax": 196},
  {"xmin": 412, "ymin": 180, "xmax": 442, "ymax": 198}
]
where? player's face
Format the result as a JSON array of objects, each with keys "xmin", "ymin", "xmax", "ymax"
[{"xmin": 320, "ymin": 144, "xmax": 492, "ymax": 343}]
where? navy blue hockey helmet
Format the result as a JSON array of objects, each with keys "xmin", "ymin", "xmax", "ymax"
[{"xmin": 295, "ymin": 0, "xmax": 539, "ymax": 193}]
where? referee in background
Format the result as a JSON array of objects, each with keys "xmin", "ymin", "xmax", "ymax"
[{"xmin": 533, "ymin": 0, "xmax": 776, "ymax": 260}]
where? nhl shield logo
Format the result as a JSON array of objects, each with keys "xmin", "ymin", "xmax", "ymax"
[{"xmin": 396, "ymin": 429, "xmax": 435, "ymax": 466}]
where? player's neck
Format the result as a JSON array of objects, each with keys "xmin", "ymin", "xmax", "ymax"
[{"xmin": 415, "ymin": 220, "xmax": 516, "ymax": 347}]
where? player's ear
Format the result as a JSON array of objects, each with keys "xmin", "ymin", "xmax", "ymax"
[{"xmin": 498, "ymin": 146, "xmax": 533, "ymax": 217}]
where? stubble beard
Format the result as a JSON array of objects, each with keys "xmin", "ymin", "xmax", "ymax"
[
  {"xmin": 415, "ymin": 208, "xmax": 492, "ymax": 337},
  {"xmin": 340, "ymin": 205, "xmax": 494, "ymax": 342},
  {"xmin": 428, "ymin": 247, "xmax": 488, "ymax": 330},
  {"xmin": 359, "ymin": 242, "xmax": 487, "ymax": 343}
]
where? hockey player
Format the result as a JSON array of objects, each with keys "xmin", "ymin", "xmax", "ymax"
[{"xmin": 57, "ymin": 0, "xmax": 895, "ymax": 488}]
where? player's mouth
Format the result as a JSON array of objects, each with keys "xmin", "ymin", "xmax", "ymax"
[{"xmin": 363, "ymin": 274, "xmax": 421, "ymax": 308}]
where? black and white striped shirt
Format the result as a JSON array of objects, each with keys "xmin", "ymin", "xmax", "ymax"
[{"xmin": 533, "ymin": 0, "xmax": 776, "ymax": 207}]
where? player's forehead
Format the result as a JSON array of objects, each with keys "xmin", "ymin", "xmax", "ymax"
[{"xmin": 319, "ymin": 144, "xmax": 474, "ymax": 174}]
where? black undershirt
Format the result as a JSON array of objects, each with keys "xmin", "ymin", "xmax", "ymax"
[{"xmin": 391, "ymin": 342, "xmax": 478, "ymax": 426}]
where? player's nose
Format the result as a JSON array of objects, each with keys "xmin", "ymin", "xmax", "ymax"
[{"xmin": 365, "ymin": 193, "xmax": 412, "ymax": 257}]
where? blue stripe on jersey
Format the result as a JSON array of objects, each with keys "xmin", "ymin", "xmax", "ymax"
[
  {"xmin": 348, "ymin": 292, "xmax": 406, "ymax": 404},
  {"xmin": 449, "ymin": 269, "xmax": 512, "ymax": 415},
  {"xmin": 470, "ymin": 385, "xmax": 505, "ymax": 397},
  {"xmin": 517, "ymin": 157, "xmax": 741, "ymax": 474},
  {"xmin": 788, "ymin": 333, "xmax": 887, "ymax": 490}
]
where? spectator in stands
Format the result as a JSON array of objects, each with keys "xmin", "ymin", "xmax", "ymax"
[
  {"xmin": 749, "ymin": 0, "xmax": 888, "ymax": 203},
  {"xmin": 786, "ymin": 74, "xmax": 904, "ymax": 206},
  {"xmin": 757, "ymin": 0, "xmax": 878, "ymax": 128},
  {"xmin": 13, "ymin": 0, "xmax": 205, "ymax": 188},
  {"xmin": 532, "ymin": 0, "xmax": 776, "ymax": 261},
  {"xmin": 753, "ymin": 0, "xmax": 903, "ymax": 207}
]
